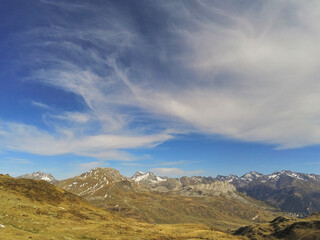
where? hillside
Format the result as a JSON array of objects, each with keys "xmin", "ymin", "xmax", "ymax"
[
  {"xmin": 0, "ymin": 174, "xmax": 245, "ymax": 240},
  {"xmin": 57, "ymin": 168, "xmax": 280, "ymax": 231},
  {"xmin": 234, "ymin": 214, "xmax": 320, "ymax": 240}
]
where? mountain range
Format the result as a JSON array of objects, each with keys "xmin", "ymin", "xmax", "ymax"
[
  {"xmin": 18, "ymin": 168, "xmax": 320, "ymax": 217},
  {"xmin": 55, "ymin": 167, "xmax": 278, "ymax": 231},
  {"xmin": 11, "ymin": 168, "xmax": 320, "ymax": 239},
  {"xmin": 131, "ymin": 170, "xmax": 320, "ymax": 216}
]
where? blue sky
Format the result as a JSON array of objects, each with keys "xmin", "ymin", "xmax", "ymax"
[{"xmin": 2, "ymin": 0, "xmax": 320, "ymax": 179}]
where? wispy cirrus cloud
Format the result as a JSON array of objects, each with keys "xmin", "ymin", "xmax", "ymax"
[
  {"xmin": 5, "ymin": 157, "xmax": 33, "ymax": 165},
  {"xmin": 2, "ymin": 0, "xmax": 320, "ymax": 164},
  {"xmin": 126, "ymin": 0, "xmax": 320, "ymax": 149}
]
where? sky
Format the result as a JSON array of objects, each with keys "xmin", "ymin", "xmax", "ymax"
[{"xmin": 2, "ymin": 0, "xmax": 320, "ymax": 179}]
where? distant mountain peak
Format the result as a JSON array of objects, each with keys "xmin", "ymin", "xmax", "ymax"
[
  {"xmin": 56, "ymin": 167, "xmax": 129, "ymax": 198},
  {"xmin": 243, "ymin": 171, "xmax": 263, "ymax": 177},
  {"xmin": 18, "ymin": 171, "xmax": 58, "ymax": 184}
]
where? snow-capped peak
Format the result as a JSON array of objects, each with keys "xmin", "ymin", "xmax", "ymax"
[
  {"xmin": 240, "ymin": 171, "xmax": 263, "ymax": 181},
  {"xmin": 131, "ymin": 171, "xmax": 146, "ymax": 179},
  {"xmin": 215, "ymin": 174, "xmax": 239, "ymax": 182},
  {"xmin": 131, "ymin": 171, "xmax": 166, "ymax": 183}
]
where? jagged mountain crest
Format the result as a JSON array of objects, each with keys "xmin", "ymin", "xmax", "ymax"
[
  {"xmin": 214, "ymin": 170, "xmax": 320, "ymax": 184},
  {"xmin": 131, "ymin": 171, "xmax": 166, "ymax": 184},
  {"xmin": 240, "ymin": 171, "xmax": 264, "ymax": 181}
]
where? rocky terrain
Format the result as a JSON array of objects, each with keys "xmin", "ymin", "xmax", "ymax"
[
  {"xmin": 57, "ymin": 167, "xmax": 279, "ymax": 231},
  {"xmin": 133, "ymin": 170, "xmax": 320, "ymax": 216}
]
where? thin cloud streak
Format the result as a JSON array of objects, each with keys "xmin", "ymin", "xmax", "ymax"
[
  {"xmin": 156, "ymin": 160, "xmax": 198, "ymax": 166},
  {"xmin": 31, "ymin": 101, "xmax": 51, "ymax": 110},
  {"xmin": 150, "ymin": 168, "xmax": 204, "ymax": 177},
  {"xmin": 5, "ymin": 157, "xmax": 33, "ymax": 165},
  {"xmin": 77, "ymin": 161, "xmax": 108, "ymax": 172}
]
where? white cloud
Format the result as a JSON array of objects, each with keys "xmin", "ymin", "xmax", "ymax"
[
  {"xmin": 156, "ymin": 160, "xmax": 197, "ymax": 166},
  {"xmin": 0, "ymin": 121, "xmax": 173, "ymax": 160},
  {"xmin": 77, "ymin": 161, "xmax": 106, "ymax": 172},
  {"xmin": 150, "ymin": 168, "xmax": 203, "ymax": 177}
]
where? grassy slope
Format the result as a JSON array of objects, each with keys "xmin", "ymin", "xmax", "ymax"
[
  {"xmin": 59, "ymin": 178, "xmax": 280, "ymax": 231},
  {"xmin": 0, "ymin": 174, "xmax": 246, "ymax": 240}
]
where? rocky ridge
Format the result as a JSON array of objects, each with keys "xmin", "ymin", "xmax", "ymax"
[{"xmin": 18, "ymin": 171, "xmax": 58, "ymax": 184}]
